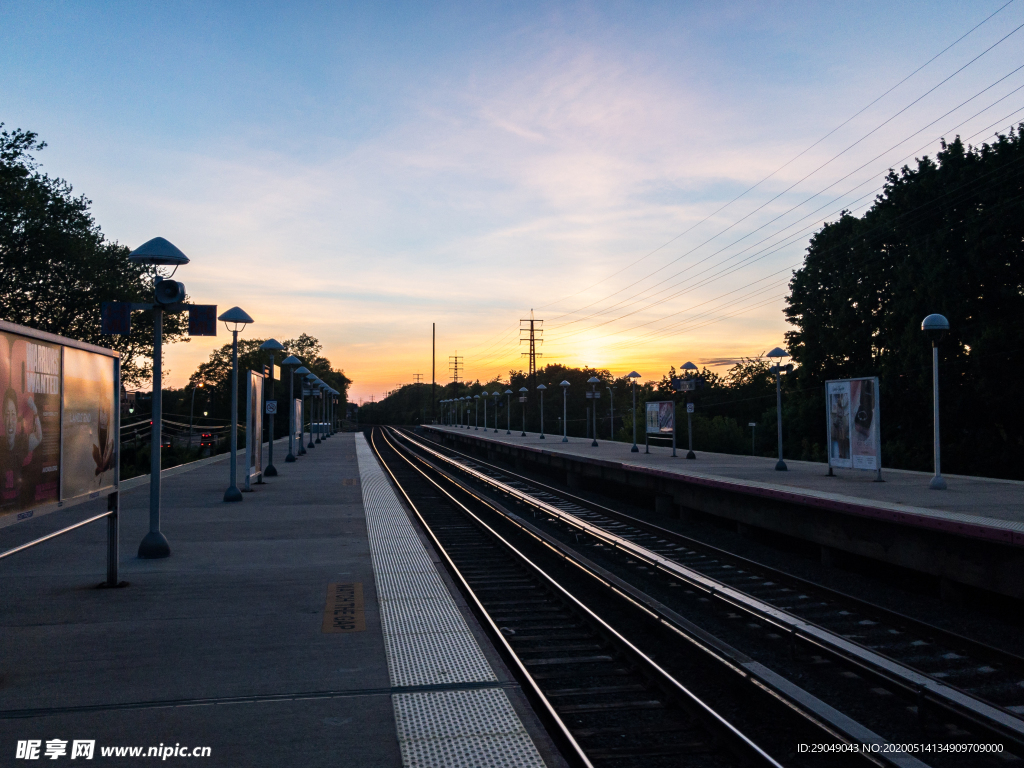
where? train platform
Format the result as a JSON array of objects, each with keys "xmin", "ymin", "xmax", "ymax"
[
  {"xmin": 0, "ymin": 432, "xmax": 559, "ymax": 767},
  {"xmin": 423, "ymin": 424, "xmax": 1024, "ymax": 600}
]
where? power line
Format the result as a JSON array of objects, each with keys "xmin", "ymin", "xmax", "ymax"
[
  {"xmin": 544, "ymin": 74, "xmax": 1024, "ymax": 347},
  {"xmin": 543, "ymin": 15, "xmax": 1024, "ymax": 327}
]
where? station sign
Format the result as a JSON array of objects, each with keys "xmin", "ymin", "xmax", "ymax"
[{"xmin": 187, "ymin": 305, "xmax": 218, "ymax": 336}]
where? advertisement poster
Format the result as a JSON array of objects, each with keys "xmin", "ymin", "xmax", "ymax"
[
  {"xmin": 645, "ymin": 401, "xmax": 675, "ymax": 434},
  {"xmin": 826, "ymin": 381, "xmax": 852, "ymax": 468},
  {"xmin": 826, "ymin": 377, "xmax": 880, "ymax": 472},
  {"xmin": 61, "ymin": 347, "xmax": 116, "ymax": 500},
  {"xmin": 1, "ymin": 331, "xmax": 61, "ymax": 516},
  {"xmin": 245, "ymin": 371, "xmax": 264, "ymax": 489}
]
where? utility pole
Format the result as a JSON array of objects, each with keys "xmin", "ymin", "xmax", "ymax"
[
  {"xmin": 449, "ymin": 354, "xmax": 463, "ymax": 384},
  {"xmin": 413, "ymin": 373, "xmax": 423, "ymax": 383},
  {"xmin": 432, "ymin": 323, "xmax": 435, "ymax": 424},
  {"xmin": 520, "ymin": 310, "xmax": 543, "ymax": 390}
]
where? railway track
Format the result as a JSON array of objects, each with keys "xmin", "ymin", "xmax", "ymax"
[
  {"xmin": 389, "ymin": 426, "xmax": 1023, "ymax": 766},
  {"xmin": 370, "ymin": 427, "xmax": 930, "ymax": 767}
]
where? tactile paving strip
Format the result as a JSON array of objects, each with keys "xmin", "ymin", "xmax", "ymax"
[
  {"xmin": 355, "ymin": 435, "xmax": 546, "ymax": 767},
  {"xmin": 393, "ymin": 689, "xmax": 545, "ymax": 768}
]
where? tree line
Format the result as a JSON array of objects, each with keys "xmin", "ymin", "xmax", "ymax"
[{"xmin": 366, "ymin": 127, "xmax": 1024, "ymax": 479}]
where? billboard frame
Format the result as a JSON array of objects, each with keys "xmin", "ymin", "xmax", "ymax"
[
  {"xmin": 644, "ymin": 400, "xmax": 677, "ymax": 458},
  {"xmin": 244, "ymin": 369, "xmax": 265, "ymax": 491},
  {"xmin": 0, "ymin": 319, "xmax": 122, "ymax": 586},
  {"xmin": 825, "ymin": 376, "xmax": 882, "ymax": 482}
]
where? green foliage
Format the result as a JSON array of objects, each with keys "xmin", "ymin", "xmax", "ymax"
[
  {"xmin": 181, "ymin": 334, "xmax": 350, "ymax": 426},
  {"xmin": 785, "ymin": 128, "xmax": 1024, "ymax": 477},
  {"xmin": 0, "ymin": 124, "xmax": 188, "ymax": 385}
]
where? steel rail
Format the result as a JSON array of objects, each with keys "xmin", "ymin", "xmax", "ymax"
[
  {"xmin": 373, "ymin": 428, "xmax": 783, "ymax": 768},
  {"xmin": 415, "ymin": 429, "xmax": 1024, "ymax": 670},
  {"xmin": 368, "ymin": 429, "xmax": 593, "ymax": 768},
  {"xmin": 397, "ymin": 428, "xmax": 1024, "ymax": 749},
  {"xmin": 389, "ymin": 429, "xmax": 927, "ymax": 768}
]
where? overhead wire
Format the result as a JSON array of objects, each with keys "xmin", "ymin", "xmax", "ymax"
[{"xmin": 534, "ymin": 0, "xmax": 1017, "ymax": 315}]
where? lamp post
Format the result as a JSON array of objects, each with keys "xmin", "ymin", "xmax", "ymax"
[
  {"xmin": 505, "ymin": 389, "xmax": 513, "ymax": 434},
  {"xmin": 474, "ymin": 394, "xmax": 480, "ymax": 429},
  {"xmin": 460, "ymin": 396, "xmax": 466, "ymax": 428},
  {"xmin": 922, "ymin": 314, "xmax": 949, "ymax": 490},
  {"xmin": 519, "ymin": 387, "xmax": 528, "ymax": 436},
  {"xmin": 219, "ymin": 306, "xmax": 255, "ymax": 502},
  {"xmin": 308, "ymin": 376, "xmax": 321, "ymax": 446},
  {"xmin": 537, "ymin": 384, "xmax": 546, "ymax": 439},
  {"xmin": 627, "ymin": 371, "xmax": 641, "ymax": 452},
  {"xmin": 295, "ymin": 366, "xmax": 310, "ymax": 454},
  {"xmin": 606, "ymin": 386, "xmax": 613, "ymax": 441},
  {"xmin": 189, "ymin": 382, "xmax": 203, "ymax": 451},
  {"xmin": 587, "ymin": 377, "xmax": 600, "ymax": 447},
  {"xmin": 766, "ymin": 347, "xmax": 790, "ymax": 471},
  {"xmin": 492, "ymin": 391, "xmax": 501, "ymax": 432},
  {"xmin": 317, "ymin": 384, "xmax": 326, "ymax": 440},
  {"xmin": 481, "ymin": 396, "xmax": 486, "ymax": 432},
  {"xmin": 313, "ymin": 380, "xmax": 324, "ymax": 444},
  {"xmin": 282, "ymin": 356, "xmax": 302, "ymax": 461},
  {"xmin": 260, "ymin": 339, "xmax": 284, "ymax": 476},
  {"xmin": 749, "ymin": 423, "xmax": 757, "ymax": 455},
  {"xmin": 129, "ymin": 237, "xmax": 189, "ymax": 559},
  {"xmin": 560, "ymin": 380, "xmax": 570, "ymax": 442},
  {"xmin": 681, "ymin": 361, "xmax": 698, "ymax": 460}
]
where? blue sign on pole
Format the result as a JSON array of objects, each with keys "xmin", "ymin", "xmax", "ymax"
[
  {"xmin": 188, "ymin": 305, "xmax": 218, "ymax": 336},
  {"xmin": 100, "ymin": 302, "xmax": 131, "ymax": 335}
]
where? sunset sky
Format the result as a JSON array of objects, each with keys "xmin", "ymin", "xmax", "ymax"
[{"xmin": 3, "ymin": 1, "xmax": 1022, "ymax": 402}]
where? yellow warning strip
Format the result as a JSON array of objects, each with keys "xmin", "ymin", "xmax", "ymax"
[{"xmin": 322, "ymin": 582, "xmax": 366, "ymax": 633}]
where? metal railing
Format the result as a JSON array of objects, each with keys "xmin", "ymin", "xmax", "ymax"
[{"xmin": 0, "ymin": 492, "xmax": 121, "ymax": 587}]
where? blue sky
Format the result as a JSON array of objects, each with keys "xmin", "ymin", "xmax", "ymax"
[{"xmin": 3, "ymin": 1, "xmax": 1021, "ymax": 400}]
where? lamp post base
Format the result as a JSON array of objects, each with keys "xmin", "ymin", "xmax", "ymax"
[
  {"xmin": 775, "ymin": 459, "xmax": 788, "ymax": 471},
  {"xmin": 562, "ymin": 436, "xmax": 568, "ymax": 443},
  {"xmin": 591, "ymin": 439, "xmax": 598, "ymax": 447},
  {"xmin": 298, "ymin": 448, "xmax": 306, "ymax": 456},
  {"xmin": 138, "ymin": 531, "xmax": 171, "ymax": 559},
  {"xmin": 307, "ymin": 441, "xmax": 315, "ymax": 449},
  {"xmin": 224, "ymin": 485, "xmax": 243, "ymax": 502},
  {"xmin": 929, "ymin": 475, "xmax": 947, "ymax": 490},
  {"xmin": 686, "ymin": 450, "xmax": 696, "ymax": 459},
  {"xmin": 631, "ymin": 444, "xmax": 639, "ymax": 452},
  {"xmin": 264, "ymin": 464, "xmax": 278, "ymax": 477}
]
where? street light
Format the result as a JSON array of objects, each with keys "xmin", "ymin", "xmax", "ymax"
[
  {"xmin": 518, "ymin": 387, "xmax": 528, "ymax": 436},
  {"xmin": 560, "ymin": 380, "xmax": 570, "ymax": 443},
  {"xmin": 681, "ymin": 361, "xmax": 698, "ymax": 460},
  {"xmin": 922, "ymin": 314, "xmax": 950, "ymax": 490},
  {"xmin": 306, "ymin": 374, "xmax": 318, "ymax": 448},
  {"xmin": 492, "ymin": 391, "xmax": 501, "ymax": 432},
  {"xmin": 282, "ymin": 355, "xmax": 302, "ymax": 462},
  {"xmin": 260, "ymin": 339, "xmax": 284, "ymax": 476},
  {"xmin": 219, "ymin": 306, "xmax": 255, "ymax": 502},
  {"xmin": 189, "ymin": 382, "xmax": 204, "ymax": 452},
  {"xmin": 766, "ymin": 347, "xmax": 790, "ymax": 471},
  {"xmin": 587, "ymin": 377, "xmax": 600, "ymax": 447},
  {"xmin": 474, "ymin": 394, "xmax": 480, "ymax": 430},
  {"xmin": 537, "ymin": 384, "xmax": 547, "ymax": 439},
  {"xmin": 129, "ymin": 236, "xmax": 189, "ymax": 559},
  {"xmin": 460, "ymin": 396, "xmax": 467, "ymax": 428},
  {"xmin": 481, "ymin": 396, "xmax": 487, "ymax": 433},
  {"xmin": 627, "ymin": 372, "xmax": 641, "ymax": 453},
  {"xmin": 294, "ymin": 366, "xmax": 310, "ymax": 454},
  {"xmin": 314, "ymin": 380, "xmax": 324, "ymax": 444},
  {"xmin": 606, "ymin": 386, "xmax": 613, "ymax": 442},
  {"xmin": 505, "ymin": 389, "xmax": 513, "ymax": 434}
]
